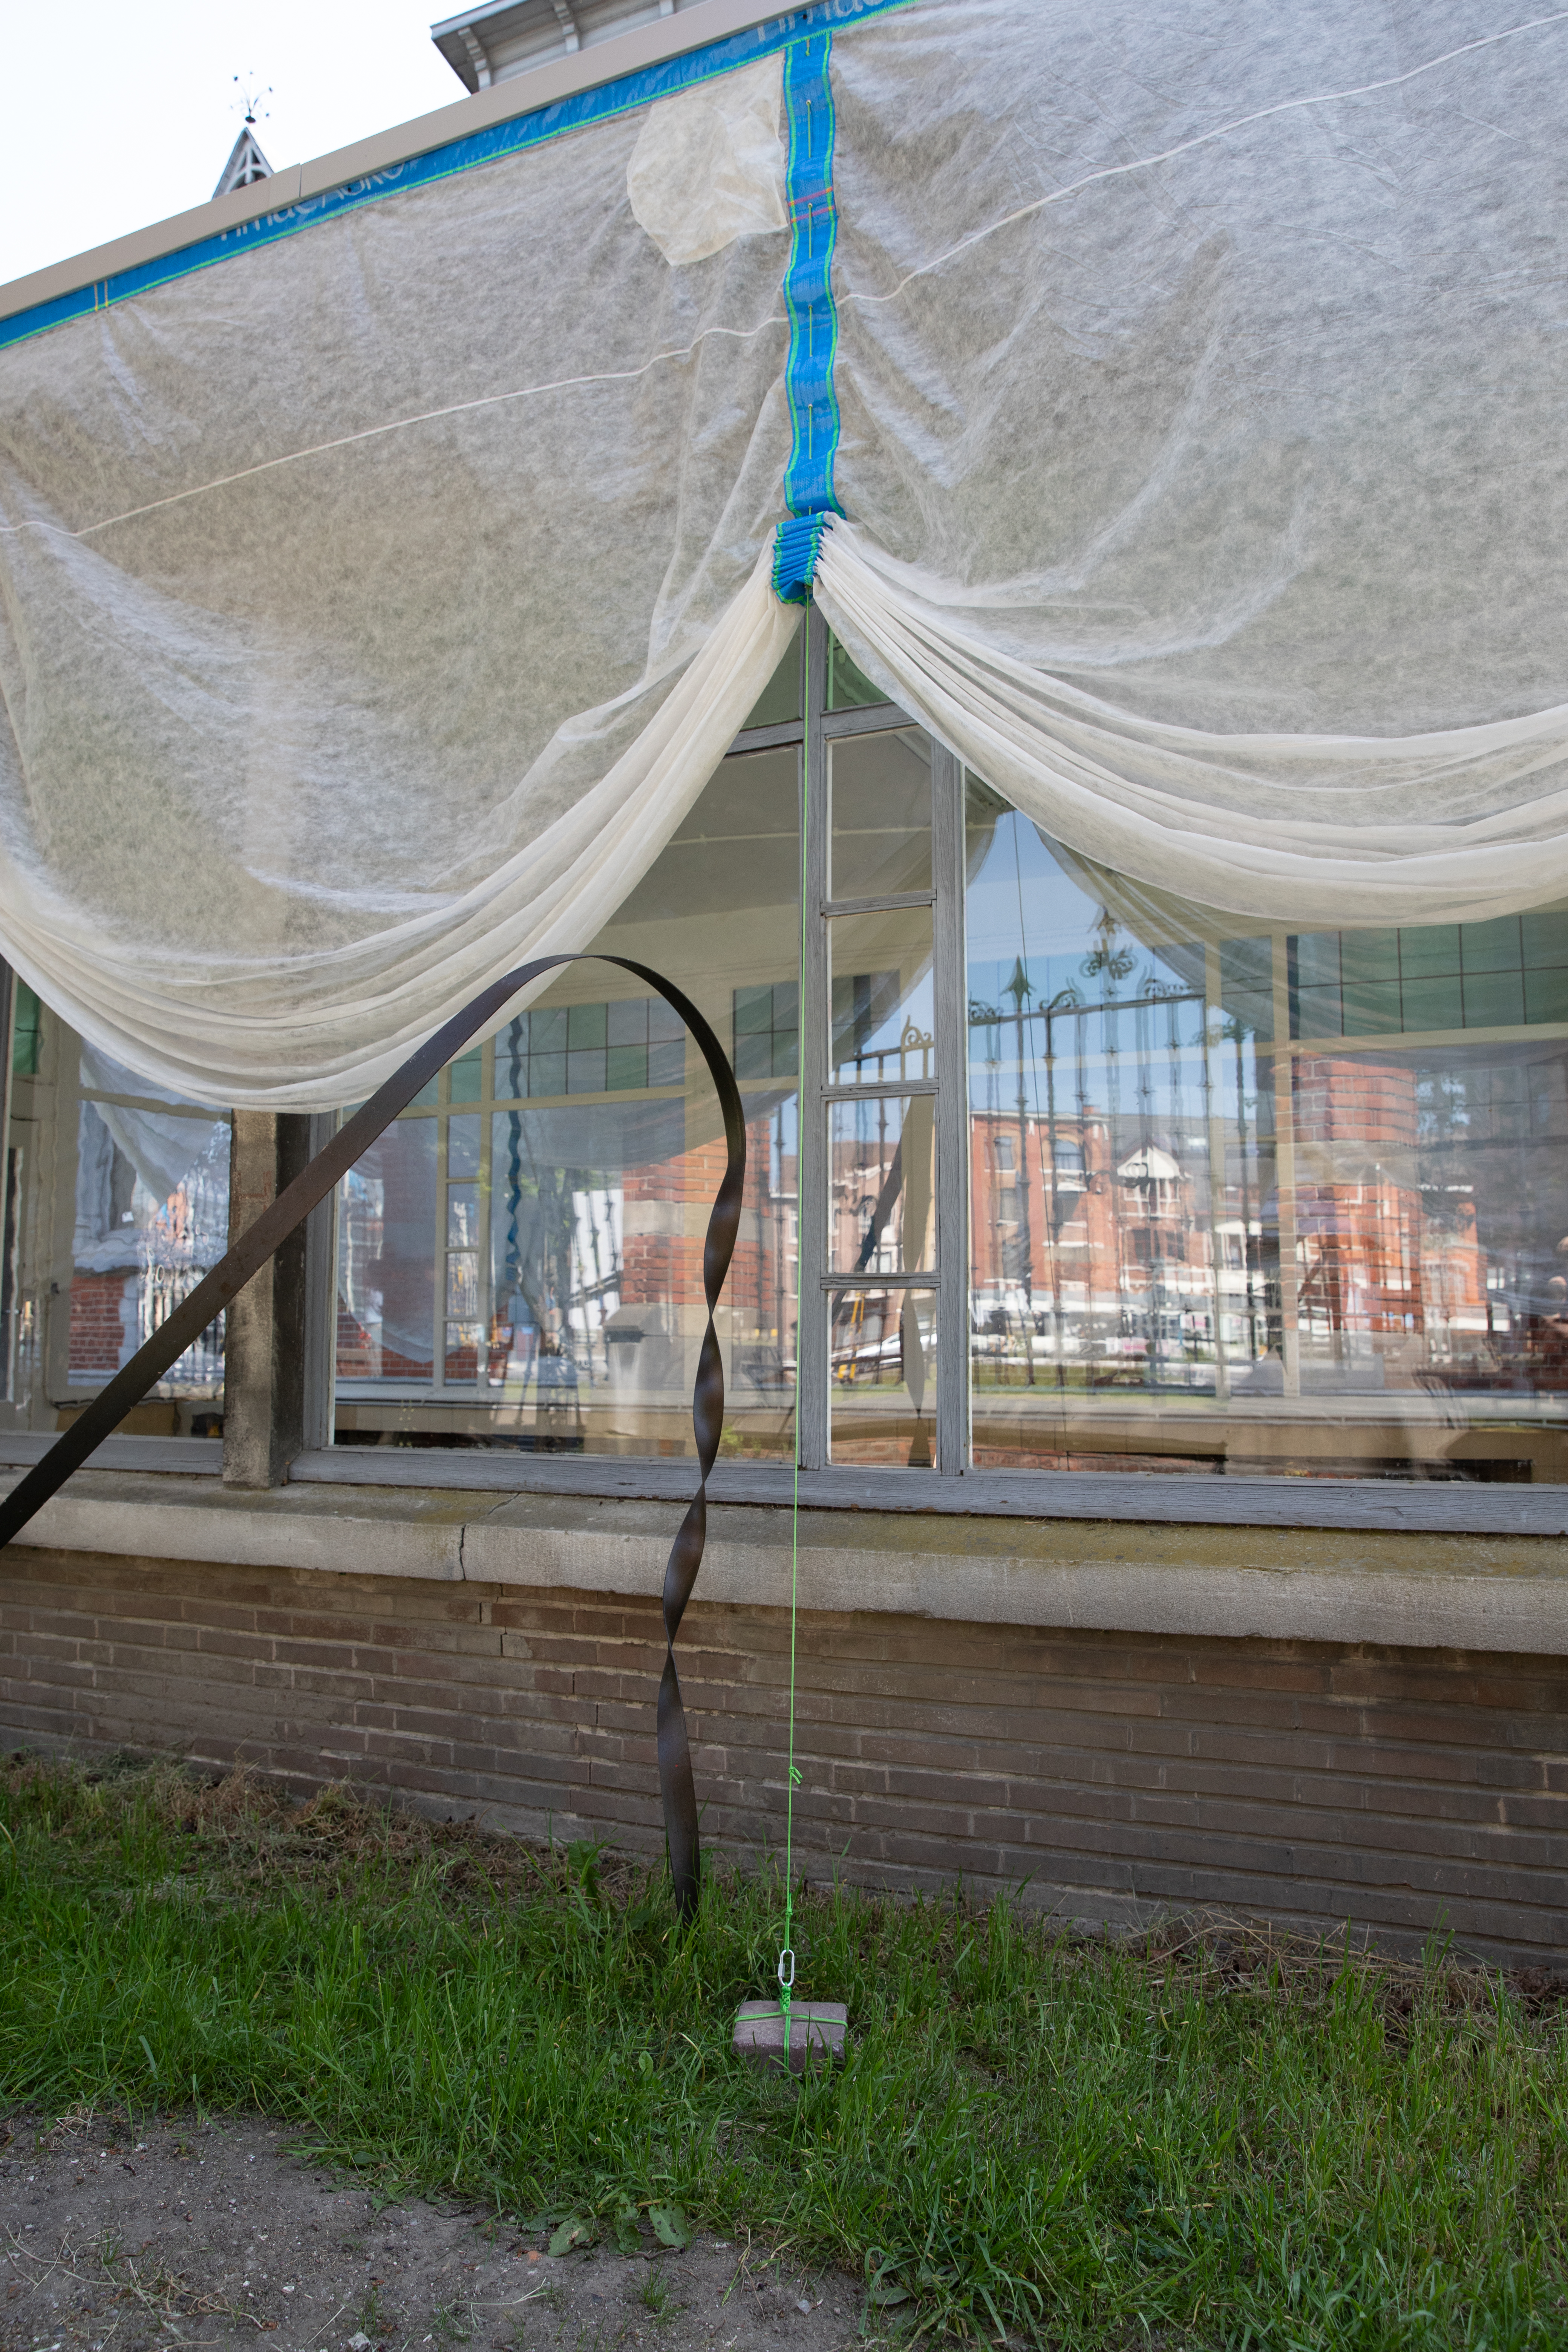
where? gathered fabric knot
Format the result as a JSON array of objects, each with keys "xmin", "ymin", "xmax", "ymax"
[{"xmin": 772, "ymin": 510, "xmax": 833, "ymax": 605}]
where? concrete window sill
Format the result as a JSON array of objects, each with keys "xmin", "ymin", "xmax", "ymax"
[{"xmin": 1, "ymin": 1455, "xmax": 1566, "ymax": 1656}]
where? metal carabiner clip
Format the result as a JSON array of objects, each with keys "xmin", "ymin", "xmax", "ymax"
[{"xmin": 777, "ymin": 1946, "xmax": 796, "ymax": 1994}]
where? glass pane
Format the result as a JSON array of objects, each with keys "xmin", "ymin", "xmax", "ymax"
[
  {"xmin": 449, "ymin": 1115, "xmax": 482, "ymax": 1178},
  {"xmin": 1287, "ymin": 909, "xmax": 1568, "ymax": 1039},
  {"xmin": 336, "ymin": 745, "xmax": 799, "ymax": 1459},
  {"xmin": 11, "ymin": 982, "xmax": 40, "ymax": 1077},
  {"xmin": 741, "ymin": 637, "xmax": 801, "ymax": 729},
  {"xmin": 337, "ymin": 1116, "xmax": 437, "ymax": 1383},
  {"xmin": 1289, "ymin": 1042, "xmax": 1568, "ymax": 1430},
  {"xmin": 829, "ymin": 727, "xmax": 932, "ymax": 900},
  {"xmin": 497, "ymin": 997, "xmax": 686, "ymax": 1099},
  {"xmin": 829, "ymin": 1095, "xmax": 935, "ymax": 1274},
  {"xmin": 446, "ymin": 1252, "xmax": 479, "ymax": 1318},
  {"xmin": 447, "ymin": 1184, "xmax": 479, "ymax": 1248},
  {"xmin": 67, "ymin": 1043, "xmax": 231, "ymax": 1409},
  {"xmin": 828, "ymin": 905, "xmax": 934, "ymax": 1086},
  {"xmin": 734, "ymin": 979, "xmax": 797, "ymax": 1083},
  {"xmin": 827, "ymin": 627, "xmax": 891, "ymax": 712},
  {"xmin": 966, "ymin": 774, "xmax": 1568, "ymax": 1481},
  {"xmin": 829, "ymin": 1286, "xmax": 937, "ymax": 1466}
]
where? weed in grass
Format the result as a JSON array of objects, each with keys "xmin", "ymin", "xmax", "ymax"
[
  {"xmin": 3, "ymin": 1755, "xmax": 1568, "ymax": 2350},
  {"xmin": 637, "ymin": 2271, "xmax": 672, "ymax": 2321}
]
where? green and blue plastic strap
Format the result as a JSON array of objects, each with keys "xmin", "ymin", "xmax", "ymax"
[
  {"xmin": 772, "ymin": 24, "xmax": 843, "ymax": 2044},
  {"xmin": 772, "ymin": 26, "xmax": 844, "ymax": 606}
]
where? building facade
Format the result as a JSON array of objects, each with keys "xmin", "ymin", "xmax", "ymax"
[{"xmin": 0, "ymin": 0, "xmax": 1563, "ymax": 1965}]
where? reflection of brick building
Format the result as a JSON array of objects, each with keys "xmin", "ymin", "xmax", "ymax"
[
  {"xmin": 1293, "ymin": 1057, "xmax": 1422, "ymax": 1337},
  {"xmin": 337, "ymin": 1112, "xmax": 795, "ymax": 1389},
  {"xmin": 621, "ymin": 1116, "xmax": 792, "ymax": 1341},
  {"xmin": 1292, "ymin": 1056, "xmax": 1485, "ymax": 1346},
  {"xmin": 335, "ymin": 1154, "xmax": 434, "ymax": 1381},
  {"xmin": 69, "ymin": 1269, "xmax": 133, "ymax": 1379},
  {"xmin": 969, "ymin": 1110, "xmax": 1211, "ymax": 1311}
]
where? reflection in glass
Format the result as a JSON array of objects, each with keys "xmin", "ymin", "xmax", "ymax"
[
  {"xmin": 449, "ymin": 1116, "xmax": 482, "ymax": 1180},
  {"xmin": 829, "ymin": 728, "xmax": 932, "ymax": 900},
  {"xmin": 827, "ymin": 906, "xmax": 934, "ymax": 1086},
  {"xmin": 1289, "ymin": 913, "xmax": 1568, "ymax": 1039},
  {"xmin": 734, "ymin": 981, "xmax": 798, "ymax": 1082},
  {"xmin": 335, "ymin": 747, "xmax": 800, "ymax": 1457},
  {"xmin": 69, "ymin": 1045, "xmax": 230, "ymax": 1397},
  {"xmin": 497, "ymin": 997, "xmax": 686, "ymax": 1097},
  {"xmin": 337, "ymin": 1117, "xmax": 438, "ymax": 1382},
  {"xmin": 828, "ymin": 1095, "xmax": 934, "ymax": 1274},
  {"xmin": 827, "ymin": 628, "xmax": 890, "ymax": 712},
  {"xmin": 1288, "ymin": 1042, "xmax": 1568, "ymax": 1419},
  {"xmin": 741, "ymin": 637, "xmax": 802, "ymax": 729},
  {"xmin": 829, "ymin": 1286, "xmax": 937, "ymax": 1467},
  {"xmin": 966, "ymin": 773, "xmax": 1568, "ymax": 1481}
]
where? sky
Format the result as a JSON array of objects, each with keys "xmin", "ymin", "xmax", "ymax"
[{"xmin": 0, "ymin": 0, "xmax": 467, "ymax": 291}]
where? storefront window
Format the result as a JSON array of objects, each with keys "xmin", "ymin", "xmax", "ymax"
[{"xmin": 14, "ymin": 616, "xmax": 1566, "ymax": 1495}]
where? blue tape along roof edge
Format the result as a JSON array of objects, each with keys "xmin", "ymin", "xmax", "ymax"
[{"xmin": 0, "ymin": 0, "xmax": 915, "ymax": 352}]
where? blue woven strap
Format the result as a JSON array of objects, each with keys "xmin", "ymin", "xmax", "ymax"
[{"xmin": 773, "ymin": 28, "xmax": 842, "ymax": 605}]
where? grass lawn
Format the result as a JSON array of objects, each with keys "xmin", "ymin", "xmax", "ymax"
[{"xmin": 2, "ymin": 1753, "xmax": 1565, "ymax": 2349}]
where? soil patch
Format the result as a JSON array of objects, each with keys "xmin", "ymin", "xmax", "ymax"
[{"xmin": 0, "ymin": 2113, "xmax": 857, "ymax": 2352}]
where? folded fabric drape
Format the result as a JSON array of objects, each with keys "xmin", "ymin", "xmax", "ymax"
[
  {"xmin": 812, "ymin": 520, "xmax": 1568, "ymax": 931},
  {"xmin": 6, "ymin": 0, "xmax": 1568, "ymax": 1102},
  {"xmin": 0, "ymin": 547, "xmax": 795, "ymax": 1108}
]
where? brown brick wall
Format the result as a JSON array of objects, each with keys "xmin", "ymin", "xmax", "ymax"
[
  {"xmin": 68, "ymin": 1270, "xmax": 133, "ymax": 1380},
  {"xmin": 0, "ymin": 1544, "xmax": 1563, "ymax": 1963}
]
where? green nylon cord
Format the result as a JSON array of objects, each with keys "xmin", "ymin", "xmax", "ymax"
[{"xmin": 778, "ymin": 613, "xmax": 811, "ymax": 2067}]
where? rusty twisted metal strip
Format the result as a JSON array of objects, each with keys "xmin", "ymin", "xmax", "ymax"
[{"xmin": 0, "ymin": 954, "xmax": 745, "ymax": 1918}]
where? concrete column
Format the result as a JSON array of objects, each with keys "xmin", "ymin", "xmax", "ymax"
[{"xmin": 222, "ymin": 1111, "xmax": 312, "ymax": 1487}]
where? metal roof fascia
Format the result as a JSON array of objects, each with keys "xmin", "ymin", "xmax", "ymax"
[{"xmin": 0, "ymin": 0, "xmax": 789, "ymax": 329}]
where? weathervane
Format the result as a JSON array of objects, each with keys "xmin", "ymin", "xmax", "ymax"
[{"xmin": 233, "ymin": 75, "xmax": 273, "ymax": 128}]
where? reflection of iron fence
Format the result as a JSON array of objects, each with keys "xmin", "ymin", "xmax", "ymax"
[
  {"xmin": 968, "ymin": 974, "xmax": 1282, "ymax": 1387},
  {"xmin": 139, "ymin": 1155, "xmax": 230, "ymax": 1394},
  {"xmin": 140, "ymin": 1261, "xmax": 224, "ymax": 1393}
]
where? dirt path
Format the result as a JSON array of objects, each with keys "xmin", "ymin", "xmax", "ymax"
[{"xmin": 0, "ymin": 2115, "xmax": 860, "ymax": 2352}]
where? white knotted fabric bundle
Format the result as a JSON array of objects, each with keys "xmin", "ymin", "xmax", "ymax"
[{"xmin": 4, "ymin": 0, "xmax": 1568, "ymax": 1105}]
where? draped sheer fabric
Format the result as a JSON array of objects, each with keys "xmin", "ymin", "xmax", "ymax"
[{"xmin": 4, "ymin": 0, "xmax": 1568, "ymax": 1102}]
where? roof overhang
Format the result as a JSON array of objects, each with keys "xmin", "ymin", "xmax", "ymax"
[{"xmin": 432, "ymin": 0, "xmax": 720, "ymax": 95}]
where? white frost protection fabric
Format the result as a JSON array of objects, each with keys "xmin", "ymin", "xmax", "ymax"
[
  {"xmin": 628, "ymin": 55, "xmax": 787, "ymax": 266},
  {"xmin": 819, "ymin": 0, "xmax": 1568, "ymax": 928},
  {"xmin": 0, "ymin": 76, "xmax": 799, "ymax": 1107},
  {"xmin": 7, "ymin": 0, "xmax": 1568, "ymax": 1104},
  {"xmin": 0, "ymin": 546, "xmax": 795, "ymax": 1107},
  {"xmin": 814, "ymin": 521, "xmax": 1568, "ymax": 928}
]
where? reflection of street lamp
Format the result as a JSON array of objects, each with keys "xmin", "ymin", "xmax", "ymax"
[
  {"xmin": 1004, "ymin": 956, "xmax": 1035, "ymax": 1387},
  {"xmin": 1080, "ymin": 910, "xmax": 1136, "ymax": 1387},
  {"xmin": 1040, "ymin": 983, "xmax": 1082, "ymax": 1384}
]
